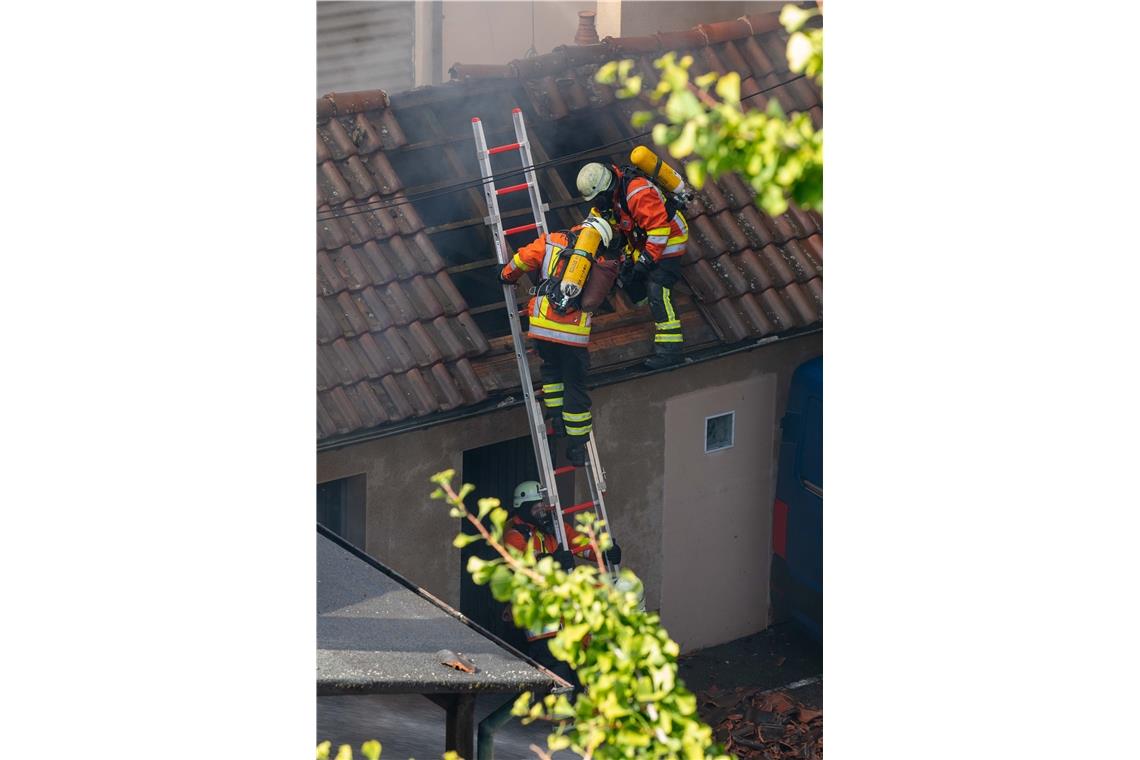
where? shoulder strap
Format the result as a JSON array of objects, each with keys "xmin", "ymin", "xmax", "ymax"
[{"xmin": 618, "ymin": 165, "xmax": 680, "ymax": 221}]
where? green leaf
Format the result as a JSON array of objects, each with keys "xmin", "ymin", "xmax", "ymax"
[
  {"xmin": 334, "ymin": 744, "xmax": 352, "ymax": 760},
  {"xmin": 476, "ymin": 497, "xmax": 499, "ymax": 520},
  {"xmin": 453, "ymin": 533, "xmax": 479, "ymax": 548},
  {"xmin": 685, "ymin": 160, "xmax": 707, "ymax": 189},
  {"xmin": 429, "ymin": 469, "xmax": 455, "ymax": 485},
  {"xmin": 779, "ymin": 4, "xmax": 816, "ymax": 33},
  {"xmin": 694, "ymin": 71, "xmax": 718, "ymax": 89},
  {"xmin": 595, "ymin": 60, "xmax": 619, "ymax": 83},
  {"xmin": 489, "ymin": 506, "xmax": 508, "ymax": 532},
  {"xmin": 490, "ymin": 564, "xmax": 514, "ymax": 600},
  {"xmin": 714, "ymin": 71, "xmax": 740, "ymax": 104},
  {"xmin": 317, "ymin": 741, "xmax": 331, "ymax": 760},
  {"xmin": 359, "ymin": 740, "xmax": 381, "ymax": 760},
  {"xmin": 548, "ymin": 733, "xmax": 572, "ymax": 751},
  {"xmin": 669, "ymin": 121, "xmax": 698, "ymax": 159},
  {"xmin": 631, "ymin": 110, "xmax": 654, "ymax": 128},
  {"xmin": 786, "ymin": 31, "xmax": 813, "ymax": 73}
]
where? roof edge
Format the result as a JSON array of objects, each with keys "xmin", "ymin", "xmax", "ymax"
[{"xmin": 317, "ymin": 89, "xmax": 390, "ymax": 122}]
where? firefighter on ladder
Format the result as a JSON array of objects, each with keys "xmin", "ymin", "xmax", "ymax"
[
  {"xmin": 576, "ymin": 161, "xmax": 689, "ymax": 369},
  {"xmin": 499, "ymin": 217, "xmax": 613, "ymax": 466},
  {"xmin": 503, "ymin": 480, "xmax": 622, "ymax": 684}
]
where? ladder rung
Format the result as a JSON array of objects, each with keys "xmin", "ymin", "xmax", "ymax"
[
  {"xmin": 563, "ymin": 499, "xmax": 596, "ymax": 516},
  {"xmin": 488, "ymin": 142, "xmax": 521, "ymax": 155},
  {"xmin": 552, "ymin": 465, "xmax": 578, "ymax": 476},
  {"xmin": 496, "ymin": 182, "xmax": 529, "ymax": 196},
  {"xmin": 503, "ymin": 222, "xmax": 539, "ymax": 236}
]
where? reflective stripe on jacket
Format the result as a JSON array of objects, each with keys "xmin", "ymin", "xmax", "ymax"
[
  {"xmin": 613, "ymin": 171, "xmax": 688, "ymax": 262},
  {"xmin": 499, "ymin": 231, "xmax": 591, "ymax": 346}
]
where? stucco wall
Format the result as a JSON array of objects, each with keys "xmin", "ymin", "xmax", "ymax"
[{"xmin": 317, "ymin": 330, "xmax": 821, "ymax": 646}]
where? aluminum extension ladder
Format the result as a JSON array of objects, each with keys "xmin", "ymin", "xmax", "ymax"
[{"xmin": 470, "ymin": 108, "xmax": 615, "ymax": 573}]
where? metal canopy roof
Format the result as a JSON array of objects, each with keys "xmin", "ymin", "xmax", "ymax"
[{"xmin": 317, "ymin": 527, "xmax": 568, "ymax": 696}]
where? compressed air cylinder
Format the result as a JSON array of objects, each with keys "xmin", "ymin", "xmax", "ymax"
[
  {"xmin": 631, "ymin": 145, "xmax": 688, "ymax": 195},
  {"xmin": 559, "ymin": 224, "xmax": 601, "ymax": 298}
]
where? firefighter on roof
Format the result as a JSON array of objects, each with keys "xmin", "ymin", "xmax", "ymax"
[
  {"xmin": 576, "ymin": 158, "xmax": 689, "ymax": 369},
  {"xmin": 499, "ymin": 217, "xmax": 613, "ymax": 466}
]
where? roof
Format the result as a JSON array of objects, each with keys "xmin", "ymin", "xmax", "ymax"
[
  {"xmin": 317, "ymin": 527, "xmax": 568, "ymax": 696},
  {"xmin": 317, "ymin": 9, "xmax": 823, "ymax": 444}
]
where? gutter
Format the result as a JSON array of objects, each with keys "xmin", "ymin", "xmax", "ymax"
[{"xmin": 317, "ymin": 325, "xmax": 822, "ymax": 453}]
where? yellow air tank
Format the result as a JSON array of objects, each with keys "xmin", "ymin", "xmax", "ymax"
[
  {"xmin": 631, "ymin": 145, "xmax": 687, "ymax": 195},
  {"xmin": 558, "ymin": 224, "xmax": 602, "ymax": 300}
]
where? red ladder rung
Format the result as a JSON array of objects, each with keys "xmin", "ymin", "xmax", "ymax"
[
  {"xmin": 563, "ymin": 500, "xmax": 596, "ymax": 516},
  {"xmin": 496, "ymin": 182, "xmax": 529, "ymax": 196},
  {"xmin": 552, "ymin": 465, "xmax": 578, "ymax": 476},
  {"xmin": 488, "ymin": 142, "xmax": 521, "ymax": 155},
  {"xmin": 503, "ymin": 222, "xmax": 539, "ymax": 236}
]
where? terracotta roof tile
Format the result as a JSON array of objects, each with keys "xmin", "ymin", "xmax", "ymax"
[
  {"xmin": 378, "ymin": 281, "xmax": 418, "ymax": 326},
  {"xmin": 450, "ymin": 358, "xmax": 489, "ymax": 405},
  {"xmin": 428, "ymin": 363, "xmax": 466, "ymax": 411},
  {"xmin": 318, "ymin": 118, "xmax": 359, "ymax": 160},
  {"xmin": 351, "ymin": 290, "xmax": 393, "ymax": 333},
  {"xmin": 379, "ymin": 327, "xmax": 417, "ymax": 372},
  {"xmin": 738, "ymin": 293, "xmax": 777, "ymax": 335},
  {"xmin": 318, "ymin": 161, "xmax": 353, "ymax": 206},
  {"xmin": 403, "ymin": 322, "xmax": 444, "ymax": 366},
  {"xmin": 356, "ymin": 332, "xmax": 393, "ymax": 377},
  {"xmin": 732, "ymin": 249, "xmax": 775, "ymax": 293},
  {"xmin": 351, "ymin": 112, "xmax": 388, "ymax": 155},
  {"xmin": 316, "ymin": 9, "xmax": 820, "ymax": 442},
  {"xmin": 757, "ymin": 243, "xmax": 798, "ymax": 289},
  {"xmin": 758, "ymin": 287, "xmax": 797, "ymax": 332},
  {"xmin": 341, "ymin": 155, "xmax": 379, "ymax": 200},
  {"xmin": 377, "ymin": 374, "xmax": 415, "ymax": 420},
  {"xmin": 356, "ymin": 240, "xmax": 400, "ymax": 285},
  {"xmin": 317, "ymin": 250, "xmax": 347, "ymax": 297},
  {"xmin": 334, "ymin": 291, "xmax": 371, "ymax": 336},
  {"xmin": 317, "ymin": 298, "xmax": 343, "ymax": 345}
]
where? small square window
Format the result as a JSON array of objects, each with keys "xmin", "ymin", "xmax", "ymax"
[{"xmin": 705, "ymin": 411, "xmax": 735, "ymax": 453}]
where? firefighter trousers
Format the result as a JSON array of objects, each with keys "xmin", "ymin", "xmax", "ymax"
[
  {"xmin": 623, "ymin": 258, "xmax": 684, "ymax": 355},
  {"xmin": 536, "ymin": 339, "xmax": 592, "ymax": 439}
]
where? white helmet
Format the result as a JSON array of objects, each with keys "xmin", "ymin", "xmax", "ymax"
[
  {"xmin": 512, "ymin": 480, "xmax": 543, "ymax": 511},
  {"xmin": 577, "ymin": 162, "xmax": 613, "ymax": 201},
  {"xmin": 580, "ymin": 215, "xmax": 613, "ymax": 249}
]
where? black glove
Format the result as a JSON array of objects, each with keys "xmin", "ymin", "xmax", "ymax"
[
  {"xmin": 552, "ymin": 548, "xmax": 575, "ymax": 571},
  {"xmin": 604, "ymin": 541, "xmax": 622, "ymax": 566},
  {"xmin": 633, "ymin": 254, "xmax": 657, "ymax": 278}
]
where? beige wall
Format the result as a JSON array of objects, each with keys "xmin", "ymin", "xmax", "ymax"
[
  {"xmin": 317, "ymin": 331, "xmax": 821, "ymax": 647},
  {"xmin": 610, "ymin": 1, "xmax": 779, "ymax": 39},
  {"xmin": 439, "ymin": 0, "xmax": 595, "ymax": 69},
  {"xmin": 660, "ymin": 374, "xmax": 776, "ymax": 651}
]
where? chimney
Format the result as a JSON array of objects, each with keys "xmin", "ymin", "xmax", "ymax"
[{"xmin": 575, "ymin": 10, "xmax": 599, "ymax": 45}]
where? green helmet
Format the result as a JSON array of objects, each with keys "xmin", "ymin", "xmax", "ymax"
[{"xmin": 512, "ymin": 480, "xmax": 543, "ymax": 512}]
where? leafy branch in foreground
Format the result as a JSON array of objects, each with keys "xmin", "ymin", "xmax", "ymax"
[
  {"xmin": 595, "ymin": 2, "xmax": 823, "ymax": 216},
  {"xmin": 430, "ymin": 470, "xmax": 730, "ymax": 760}
]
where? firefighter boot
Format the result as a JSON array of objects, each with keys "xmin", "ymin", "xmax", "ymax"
[
  {"xmin": 565, "ymin": 439, "xmax": 588, "ymax": 467},
  {"xmin": 643, "ymin": 345, "xmax": 683, "ymax": 370}
]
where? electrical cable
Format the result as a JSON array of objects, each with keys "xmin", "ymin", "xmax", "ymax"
[{"xmin": 317, "ymin": 73, "xmax": 810, "ymax": 223}]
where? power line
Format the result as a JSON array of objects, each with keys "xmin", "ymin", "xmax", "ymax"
[{"xmin": 317, "ymin": 73, "xmax": 809, "ymax": 223}]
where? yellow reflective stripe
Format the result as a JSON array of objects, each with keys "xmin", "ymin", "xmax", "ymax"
[
  {"xmin": 530, "ymin": 315, "xmax": 591, "ymax": 335},
  {"xmin": 655, "ymin": 320, "xmax": 682, "ymax": 330},
  {"xmin": 529, "ymin": 325, "xmax": 590, "ymax": 345},
  {"xmin": 672, "ymin": 211, "xmax": 688, "ymax": 233},
  {"xmin": 647, "ymin": 226, "xmax": 671, "ymax": 235},
  {"xmin": 663, "ymin": 287, "xmax": 676, "ymax": 321},
  {"xmin": 666, "ymin": 233, "xmax": 688, "ymax": 244},
  {"xmin": 662, "ymin": 242, "xmax": 687, "ymax": 255},
  {"xmin": 511, "ymin": 252, "xmax": 533, "ymax": 271},
  {"xmin": 565, "ymin": 424, "xmax": 593, "ymax": 436},
  {"xmin": 542, "ymin": 383, "xmax": 564, "ymax": 392},
  {"xmin": 655, "ymin": 334, "xmax": 684, "ymax": 343},
  {"xmin": 562, "ymin": 410, "xmax": 592, "ymax": 422},
  {"xmin": 544, "ymin": 397, "xmax": 564, "ymax": 407}
]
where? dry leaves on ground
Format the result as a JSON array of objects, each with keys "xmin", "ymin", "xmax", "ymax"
[{"xmin": 697, "ymin": 686, "xmax": 822, "ymax": 759}]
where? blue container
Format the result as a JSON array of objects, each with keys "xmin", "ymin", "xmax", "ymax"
[{"xmin": 770, "ymin": 357, "xmax": 822, "ymax": 640}]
